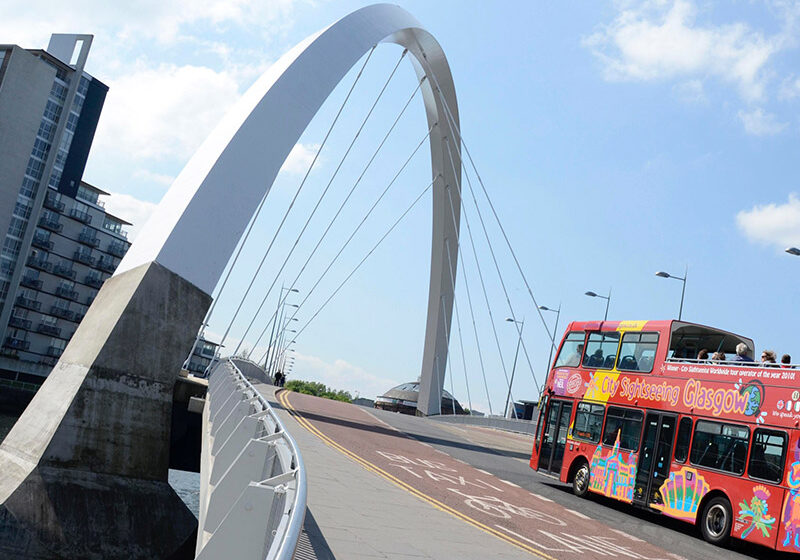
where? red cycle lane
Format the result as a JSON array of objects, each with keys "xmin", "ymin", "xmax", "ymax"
[{"xmin": 278, "ymin": 390, "xmax": 684, "ymax": 560}]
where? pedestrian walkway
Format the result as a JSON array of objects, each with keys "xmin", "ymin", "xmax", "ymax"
[{"xmin": 255, "ymin": 383, "xmax": 535, "ymax": 560}]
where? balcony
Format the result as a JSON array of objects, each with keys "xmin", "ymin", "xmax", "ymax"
[
  {"xmin": 73, "ymin": 251, "xmax": 94, "ymax": 266},
  {"xmin": 8, "ymin": 316, "xmax": 32, "ymax": 330},
  {"xmin": 96, "ymin": 258, "xmax": 116, "ymax": 273},
  {"xmin": 55, "ymin": 286, "xmax": 79, "ymax": 301},
  {"xmin": 39, "ymin": 356, "xmax": 58, "ymax": 366},
  {"xmin": 50, "ymin": 306, "xmax": 75, "ymax": 321},
  {"xmin": 38, "ymin": 215, "xmax": 62, "ymax": 232},
  {"xmin": 26, "ymin": 257, "xmax": 51, "ymax": 272},
  {"xmin": 68, "ymin": 208, "xmax": 92, "ymax": 224},
  {"xmin": 43, "ymin": 193, "xmax": 65, "ymax": 212},
  {"xmin": 107, "ymin": 242, "xmax": 128, "ymax": 258},
  {"xmin": 84, "ymin": 275, "xmax": 103, "ymax": 289},
  {"xmin": 4, "ymin": 337, "xmax": 30, "ymax": 351},
  {"xmin": 20, "ymin": 276, "xmax": 43, "ymax": 290},
  {"xmin": 52, "ymin": 263, "xmax": 76, "ymax": 280},
  {"xmin": 31, "ymin": 235, "xmax": 53, "ymax": 250},
  {"xmin": 15, "ymin": 296, "xmax": 41, "ymax": 311},
  {"xmin": 36, "ymin": 323, "xmax": 61, "ymax": 337},
  {"xmin": 46, "ymin": 346, "xmax": 64, "ymax": 358},
  {"xmin": 78, "ymin": 231, "xmax": 100, "ymax": 247}
]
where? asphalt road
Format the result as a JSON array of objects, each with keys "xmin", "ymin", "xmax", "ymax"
[{"xmin": 363, "ymin": 407, "xmax": 791, "ymax": 560}]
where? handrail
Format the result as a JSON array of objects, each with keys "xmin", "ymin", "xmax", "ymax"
[
  {"xmin": 665, "ymin": 357, "xmax": 799, "ymax": 368},
  {"xmin": 195, "ymin": 358, "xmax": 306, "ymax": 560},
  {"xmin": 230, "ymin": 359, "xmax": 307, "ymax": 560}
]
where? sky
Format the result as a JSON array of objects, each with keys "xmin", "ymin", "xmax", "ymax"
[{"xmin": 2, "ymin": 1, "xmax": 800, "ymax": 415}]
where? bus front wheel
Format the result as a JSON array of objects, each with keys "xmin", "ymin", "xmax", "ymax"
[
  {"xmin": 700, "ymin": 496, "xmax": 732, "ymax": 545},
  {"xmin": 572, "ymin": 461, "xmax": 590, "ymax": 498}
]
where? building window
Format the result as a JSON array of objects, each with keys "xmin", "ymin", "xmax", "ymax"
[
  {"xmin": 50, "ymin": 82, "xmax": 68, "ymax": 102},
  {"xmin": 43, "ymin": 99, "xmax": 63, "ymax": 123},
  {"xmin": 76, "ymin": 185, "xmax": 100, "ymax": 205},
  {"xmin": 102, "ymin": 217, "xmax": 123, "ymax": 234}
]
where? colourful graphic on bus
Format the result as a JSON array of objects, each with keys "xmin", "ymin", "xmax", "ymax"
[
  {"xmin": 652, "ymin": 466, "xmax": 709, "ymax": 521},
  {"xmin": 738, "ymin": 485, "xmax": 775, "ymax": 539},
  {"xmin": 589, "ymin": 433, "xmax": 636, "ymax": 503},
  {"xmin": 782, "ymin": 443, "xmax": 800, "ymax": 550}
]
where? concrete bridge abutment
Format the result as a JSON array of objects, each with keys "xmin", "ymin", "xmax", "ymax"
[{"xmin": 0, "ymin": 261, "xmax": 210, "ymax": 559}]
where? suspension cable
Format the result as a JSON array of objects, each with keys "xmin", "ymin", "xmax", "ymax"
[
  {"xmin": 427, "ymin": 69, "xmax": 556, "ymax": 369},
  {"xmin": 283, "ymin": 180, "xmax": 433, "ymax": 348},
  {"xmin": 254, "ymin": 125, "xmax": 435, "ymax": 362},
  {"xmin": 232, "ymin": 48, "xmax": 409, "ymax": 355},
  {"xmin": 216, "ymin": 45, "xmax": 377, "ymax": 352},
  {"xmin": 443, "ymin": 143, "xmax": 516, "ymax": 411},
  {"xmin": 444, "ymin": 199, "xmax": 493, "ymax": 415},
  {"xmin": 443, "ymin": 237, "xmax": 475, "ymax": 415},
  {"xmin": 243, "ymin": 73, "xmax": 424, "ymax": 358}
]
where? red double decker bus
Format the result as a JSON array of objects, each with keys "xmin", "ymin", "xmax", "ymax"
[{"xmin": 531, "ymin": 320, "xmax": 800, "ymax": 552}]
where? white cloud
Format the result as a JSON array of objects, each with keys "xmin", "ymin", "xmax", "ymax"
[
  {"xmin": 103, "ymin": 192, "xmax": 158, "ymax": 241},
  {"xmin": 94, "ymin": 63, "xmax": 242, "ymax": 161},
  {"xmin": 584, "ymin": 0, "xmax": 782, "ymax": 101},
  {"xmin": 291, "ymin": 353, "xmax": 400, "ymax": 400},
  {"xmin": 738, "ymin": 107, "xmax": 788, "ymax": 136},
  {"xmin": 280, "ymin": 143, "xmax": 321, "ymax": 175},
  {"xmin": 672, "ymin": 79, "xmax": 706, "ymax": 103},
  {"xmin": 737, "ymin": 193, "xmax": 800, "ymax": 248},
  {"xmin": 779, "ymin": 75, "xmax": 800, "ymax": 100},
  {"xmin": 133, "ymin": 169, "xmax": 174, "ymax": 186}
]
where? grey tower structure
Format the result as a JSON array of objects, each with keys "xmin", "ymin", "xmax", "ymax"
[{"xmin": 0, "ymin": 35, "xmax": 131, "ymax": 389}]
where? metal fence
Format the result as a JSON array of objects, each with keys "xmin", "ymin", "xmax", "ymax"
[
  {"xmin": 429, "ymin": 413, "xmax": 538, "ymax": 435},
  {"xmin": 196, "ymin": 359, "xmax": 306, "ymax": 560}
]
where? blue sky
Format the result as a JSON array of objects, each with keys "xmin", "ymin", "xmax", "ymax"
[{"xmin": 3, "ymin": 1, "xmax": 800, "ymax": 414}]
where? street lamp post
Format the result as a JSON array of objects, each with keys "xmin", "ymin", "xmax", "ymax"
[
  {"xmin": 786, "ymin": 247, "xmax": 800, "ymax": 256},
  {"xmin": 655, "ymin": 267, "xmax": 687, "ymax": 320},
  {"xmin": 539, "ymin": 304, "xmax": 561, "ymax": 372},
  {"xmin": 504, "ymin": 318, "xmax": 523, "ymax": 420},
  {"xmin": 585, "ymin": 289, "xmax": 611, "ymax": 321}
]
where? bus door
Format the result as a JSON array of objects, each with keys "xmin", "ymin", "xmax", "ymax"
[
  {"xmin": 633, "ymin": 412, "xmax": 676, "ymax": 507},
  {"xmin": 538, "ymin": 399, "xmax": 573, "ymax": 475}
]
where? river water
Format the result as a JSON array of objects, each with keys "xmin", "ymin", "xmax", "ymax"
[{"xmin": 0, "ymin": 409, "xmax": 200, "ymax": 518}]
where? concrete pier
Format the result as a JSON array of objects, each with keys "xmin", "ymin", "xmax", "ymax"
[{"xmin": 0, "ymin": 262, "xmax": 210, "ymax": 559}]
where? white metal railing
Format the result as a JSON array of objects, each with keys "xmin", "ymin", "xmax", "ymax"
[{"xmin": 195, "ymin": 358, "xmax": 306, "ymax": 560}]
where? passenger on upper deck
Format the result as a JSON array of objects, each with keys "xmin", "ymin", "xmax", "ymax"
[
  {"xmin": 565, "ymin": 344, "xmax": 584, "ymax": 367},
  {"xmin": 733, "ymin": 342, "xmax": 754, "ymax": 363},
  {"xmin": 697, "ymin": 349, "xmax": 709, "ymax": 361},
  {"xmin": 712, "ymin": 351, "xmax": 726, "ymax": 363},
  {"xmin": 761, "ymin": 350, "xmax": 777, "ymax": 366},
  {"xmin": 782, "ymin": 354, "xmax": 793, "ymax": 368}
]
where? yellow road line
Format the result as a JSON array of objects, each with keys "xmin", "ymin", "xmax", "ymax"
[{"xmin": 277, "ymin": 390, "xmax": 556, "ymax": 560}]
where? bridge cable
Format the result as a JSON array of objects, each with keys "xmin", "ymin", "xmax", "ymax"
[
  {"xmin": 268, "ymin": 180, "xmax": 434, "ymax": 363},
  {"xmin": 443, "ymin": 189, "xmax": 493, "ymax": 415},
  {"xmin": 444, "ymin": 139, "xmax": 539, "ymax": 398},
  {"xmin": 444, "ymin": 237, "xmax": 475, "ymax": 415},
  {"xmin": 244, "ymin": 72, "xmax": 425, "ymax": 358},
  {"xmin": 255, "ymin": 124, "xmax": 435, "ymax": 364},
  {"xmin": 215, "ymin": 45, "xmax": 377, "ymax": 353},
  {"xmin": 429, "ymin": 72, "xmax": 553, "ymax": 386},
  {"xmin": 442, "ymin": 140, "xmax": 518, "ymax": 416},
  {"xmin": 231, "ymin": 48, "xmax": 410, "ymax": 356}
]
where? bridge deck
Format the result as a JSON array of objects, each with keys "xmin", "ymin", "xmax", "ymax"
[{"xmin": 256, "ymin": 384, "xmax": 692, "ymax": 560}]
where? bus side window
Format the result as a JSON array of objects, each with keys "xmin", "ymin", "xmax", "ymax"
[
  {"xmin": 748, "ymin": 428, "xmax": 787, "ymax": 483},
  {"xmin": 571, "ymin": 402, "xmax": 604, "ymax": 443},
  {"xmin": 674, "ymin": 417, "xmax": 693, "ymax": 463},
  {"xmin": 602, "ymin": 406, "xmax": 643, "ymax": 451},
  {"xmin": 690, "ymin": 420, "xmax": 749, "ymax": 475}
]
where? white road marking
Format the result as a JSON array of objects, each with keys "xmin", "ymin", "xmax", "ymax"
[
  {"xmin": 532, "ymin": 493, "xmax": 553, "ymax": 502},
  {"xmin": 502, "ymin": 479, "xmax": 520, "ymax": 488},
  {"xmin": 612, "ymin": 529, "xmax": 644, "ymax": 542},
  {"xmin": 566, "ymin": 508, "xmax": 590, "ymax": 520}
]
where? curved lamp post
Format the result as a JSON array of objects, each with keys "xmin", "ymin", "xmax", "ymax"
[
  {"xmin": 655, "ymin": 267, "xmax": 687, "ymax": 320},
  {"xmin": 585, "ymin": 290, "xmax": 611, "ymax": 321}
]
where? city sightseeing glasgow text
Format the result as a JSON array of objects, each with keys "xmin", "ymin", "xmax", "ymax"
[{"xmin": 607, "ymin": 377, "xmax": 750, "ymax": 416}]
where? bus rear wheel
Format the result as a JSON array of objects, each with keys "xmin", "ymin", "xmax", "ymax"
[
  {"xmin": 700, "ymin": 496, "xmax": 732, "ymax": 546},
  {"xmin": 572, "ymin": 461, "xmax": 590, "ymax": 498}
]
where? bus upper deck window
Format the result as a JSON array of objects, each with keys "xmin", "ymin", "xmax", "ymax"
[{"xmin": 554, "ymin": 332, "xmax": 586, "ymax": 368}]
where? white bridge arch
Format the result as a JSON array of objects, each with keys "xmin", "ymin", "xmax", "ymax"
[{"xmin": 118, "ymin": 3, "xmax": 462, "ymax": 415}]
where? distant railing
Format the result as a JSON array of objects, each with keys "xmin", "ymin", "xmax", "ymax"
[{"xmin": 195, "ymin": 359, "xmax": 306, "ymax": 560}]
